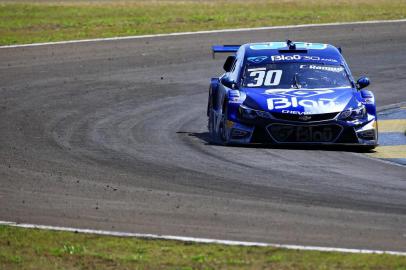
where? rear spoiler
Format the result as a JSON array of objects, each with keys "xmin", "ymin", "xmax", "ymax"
[{"xmin": 211, "ymin": 45, "xmax": 241, "ymax": 58}]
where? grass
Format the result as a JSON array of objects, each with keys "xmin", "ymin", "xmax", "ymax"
[
  {"xmin": 0, "ymin": 0, "xmax": 405, "ymax": 45},
  {"xmin": 1, "ymin": 225, "xmax": 406, "ymax": 269}
]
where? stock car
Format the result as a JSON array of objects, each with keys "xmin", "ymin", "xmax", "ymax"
[{"xmin": 207, "ymin": 41, "xmax": 378, "ymax": 149}]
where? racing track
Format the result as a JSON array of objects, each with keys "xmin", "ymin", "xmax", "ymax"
[{"xmin": 1, "ymin": 21, "xmax": 406, "ymax": 251}]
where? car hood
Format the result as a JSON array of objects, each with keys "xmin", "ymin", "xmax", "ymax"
[{"xmin": 242, "ymin": 87, "xmax": 358, "ymax": 114}]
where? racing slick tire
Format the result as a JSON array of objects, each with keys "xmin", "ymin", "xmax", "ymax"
[
  {"xmin": 218, "ymin": 101, "xmax": 232, "ymax": 145},
  {"xmin": 208, "ymin": 98, "xmax": 231, "ymax": 145}
]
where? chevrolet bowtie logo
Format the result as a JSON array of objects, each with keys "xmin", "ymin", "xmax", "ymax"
[{"xmin": 298, "ymin": 115, "xmax": 312, "ymax": 121}]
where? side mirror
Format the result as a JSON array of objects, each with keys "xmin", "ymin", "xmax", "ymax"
[
  {"xmin": 357, "ymin": 77, "xmax": 370, "ymax": 90},
  {"xmin": 223, "ymin": 55, "xmax": 236, "ymax": 72},
  {"xmin": 221, "ymin": 76, "xmax": 237, "ymax": 89}
]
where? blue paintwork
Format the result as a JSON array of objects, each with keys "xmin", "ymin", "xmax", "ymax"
[
  {"xmin": 212, "ymin": 45, "xmax": 241, "ymax": 56},
  {"xmin": 247, "ymin": 56, "xmax": 268, "ymax": 63},
  {"xmin": 240, "ymin": 87, "xmax": 356, "ymax": 113},
  {"xmin": 208, "ymin": 41, "xmax": 378, "ymax": 145},
  {"xmin": 360, "ymin": 89, "xmax": 376, "ymax": 115},
  {"xmin": 244, "ymin": 42, "xmax": 343, "ymax": 65},
  {"xmin": 357, "ymin": 77, "xmax": 370, "ymax": 89}
]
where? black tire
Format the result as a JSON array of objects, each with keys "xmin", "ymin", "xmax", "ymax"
[
  {"xmin": 358, "ymin": 145, "xmax": 377, "ymax": 152},
  {"xmin": 208, "ymin": 98, "xmax": 230, "ymax": 145},
  {"xmin": 218, "ymin": 101, "xmax": 231, "ymax": 145},
  {"xmin": 207, "ymin": 95, "xmax": 219, "ymax": 144}
]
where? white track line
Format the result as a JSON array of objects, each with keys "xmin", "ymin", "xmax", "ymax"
[
  {"xmin": 1, "ymin": 221, "xmax": 406, "ymax": 256},
  {"xmin": 1, "ymin": 19, "xmax": 406, "ymax": 49}
]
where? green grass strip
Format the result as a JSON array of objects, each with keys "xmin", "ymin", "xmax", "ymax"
[
  {"xmin": 0, "ymin": 0, "xmax": 405, "ymax": 45},
  {"xmin": 1, "ymin": 225, "xmax": 406, "ymax": 269}
]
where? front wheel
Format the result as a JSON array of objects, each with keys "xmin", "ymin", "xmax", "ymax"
[
  {"xmin": 208, "ymin": 100, "xmax": 231, "ymax": 145},
  {"xmin": 358, "ymin": 145, "xmax": 377, "ymax": 152},
  {"xmin": 218, "ymin": 103, "xmax": 232, "ymax": 145},
  {"xmin": 207, "ymin": 94, "xmax": 218, "ymax": 144}
]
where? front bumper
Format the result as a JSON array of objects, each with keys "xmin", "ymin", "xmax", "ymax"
[{"xmin": 225, "ymin": 114, "xmax": 378, "ymax": 146}]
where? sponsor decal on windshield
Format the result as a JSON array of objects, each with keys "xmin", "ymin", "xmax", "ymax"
[
  {"xmin": 247, "ymin": 56, "xmax": 268, "ymax": 63},
  {"xmin": 300, "ymin": 64, "xmax": 344, "ymax": 72},
  {"xmin": 246, "ymin": 68, "xmax": 282, "ymax": 87},
  {"xmin": 270, "ymin": 54, "xmax": 338, "ymax": 63}
]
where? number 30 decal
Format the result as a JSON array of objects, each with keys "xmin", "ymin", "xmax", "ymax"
[{"xmin": 247, "ymin": 69, "xmax": 282, "ymax": 87}]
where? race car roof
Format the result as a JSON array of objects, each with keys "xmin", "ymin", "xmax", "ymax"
[{"xmin": 243, "ymin": 41, "xmax": 344, "ymax": 65}]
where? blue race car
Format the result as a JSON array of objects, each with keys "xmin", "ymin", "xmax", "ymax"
[{"xmin": 207, "ymin": 41, "xmax": 378, "ymax": 149}]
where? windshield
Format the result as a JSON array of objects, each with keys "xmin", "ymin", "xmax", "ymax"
[{"xmin": 242, "ymin": 63, "xmax": 352, "ymax": 89}]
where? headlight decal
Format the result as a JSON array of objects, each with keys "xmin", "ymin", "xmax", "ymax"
[
  {"xmin": 339, "ymin": 105, "xmax": 367, "ymax": 120},
  {"xmin": 238, "ymin": 104, "xmax": 272, "ymax": 119}
]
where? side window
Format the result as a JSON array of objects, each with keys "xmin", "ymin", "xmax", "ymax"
[
  {"xmin": 229, "ymin": 48, "xmax": 244, "ymax": 82},
  {"xmin": 230, "ymin": 58, "xmax": 237, "ymax": 72}
]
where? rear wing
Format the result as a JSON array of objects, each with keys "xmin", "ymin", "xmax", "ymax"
[{"xmin": 211, "ymin": 45, "xmax": 241, "ymax": 58}]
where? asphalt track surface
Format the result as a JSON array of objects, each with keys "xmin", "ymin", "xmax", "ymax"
[{"xmin": 1, "ymin": 21, "xmax": 406, "ymax": 251}]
